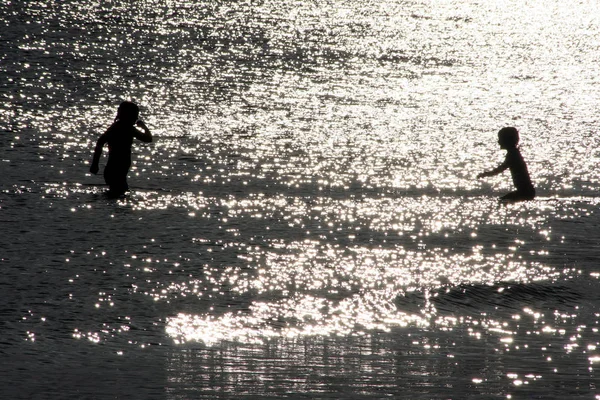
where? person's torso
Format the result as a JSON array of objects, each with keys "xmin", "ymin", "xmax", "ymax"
[
  {"xmin": 106, "ymin": 122, "xmax": 136, "ymax": 162},
  {"xmin": 506, "ymin": 148, "xmax": 534, "ymax": 191}
]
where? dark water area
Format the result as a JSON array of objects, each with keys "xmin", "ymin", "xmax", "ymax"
[{"xmin": 2, "ymin": 0, "xmax": 600, "ymax": 399}]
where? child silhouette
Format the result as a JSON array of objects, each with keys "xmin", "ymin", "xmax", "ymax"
[
  {"xmin": 90, "ymin": 102, "xmax": 152, "ymax": 197},
  {"xmin": 477, "ymin": 127, "xmax": 535, "ymax": 202}
]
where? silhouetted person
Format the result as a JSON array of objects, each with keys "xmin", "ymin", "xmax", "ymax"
[
  {"xmin": 477, "ymin": 127, "xmax": 535, "ymax": 202},
  {"xmin": 90, "ymin": 101, "xmax": 152, "ymax": 197}
]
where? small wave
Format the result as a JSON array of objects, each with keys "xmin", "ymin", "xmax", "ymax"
[
  {"xmin": 430, "ymin": 282, "xmax": 581, "ymax": 313},
  {"xmin": 397, "ymin": 281, "xmax": 583, "ymax": 315}
]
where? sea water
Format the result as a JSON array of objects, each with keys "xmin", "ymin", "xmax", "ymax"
[{"xmin": 2, "ymin": 0, "xmax": 600, "ymax": 398}]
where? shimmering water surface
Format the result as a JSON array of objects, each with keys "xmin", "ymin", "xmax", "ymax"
[{"xmin": 2, "ymin": 0, "xmax": 600, "ymax": 398}]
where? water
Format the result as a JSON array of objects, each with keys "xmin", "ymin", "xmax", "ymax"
[{"xmin": 2, "ymin": 0, "xmax": 600, "ymax": 398}]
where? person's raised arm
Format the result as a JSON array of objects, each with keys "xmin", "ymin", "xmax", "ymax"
[
  {"xmin": 90, "ymin": 134, "xmax": 107, "ymax": 174},
  {"xmin": 135, "ymin": 120, "xmax": 152, "ymax": 143}
]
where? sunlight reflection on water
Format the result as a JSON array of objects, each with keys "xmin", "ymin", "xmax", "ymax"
[
  {"xmin": 3, "ymin": 0, "xmax": 600, "ymax": 398},
  {"xmin": 161, "ymin": 193, "xmax": 565, "ymax": 346}
]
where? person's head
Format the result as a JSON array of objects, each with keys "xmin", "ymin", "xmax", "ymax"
[
  {"xmin": 498, "ymin": 127, "xmax": 519, "ymax": 149},
  {"xmin": 116, "ymin": 101, "xmax": 139, "ymax": 125}
]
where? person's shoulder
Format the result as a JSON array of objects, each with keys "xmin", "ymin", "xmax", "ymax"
[
  {"xmin": 105, "ymin": 122, "xmax": 120, "ymax": 134},
  {"xmin": 107, "ymin": 121, "xmax": 137, "ymax": 134}
]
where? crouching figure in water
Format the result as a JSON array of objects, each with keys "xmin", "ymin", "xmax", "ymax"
[
  {"xmin": 90, "ymin": 101, "xmax": 152, "ymax": 197},
  {"xmin": 477, "ymin": 127, "xmax": 535, "ymax": 203}
]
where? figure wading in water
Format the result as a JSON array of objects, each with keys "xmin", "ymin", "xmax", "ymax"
[
  {"xmin": 90, "ymin": 101, "xmax": 153, "ymax": 197},
  {"xmin": 477, "ymin": 127, "xmax": 535, "ymax": 203}
]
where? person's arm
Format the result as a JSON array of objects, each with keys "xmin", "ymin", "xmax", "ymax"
[
  {"xmin": 477, "ymin": 159, "xmax": 509, "ymax": 179},
  {"xmin": 89, "ymin": 134, "xmax": 108, "ymax": 174},
  {"xmin": 135, "ymin": 120, "xmax": 152, "ymax": 143}
]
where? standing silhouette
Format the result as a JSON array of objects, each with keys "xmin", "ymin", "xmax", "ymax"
[
  {"xmin": 90, "ymin": 102, "xmax": 152, "ymax": 197},
  {"xmin": 477, "ymin": 127, "xmax": 535, "ymax": 202}
]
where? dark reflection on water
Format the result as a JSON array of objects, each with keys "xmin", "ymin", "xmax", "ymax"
[{"xmin": 1, "ymin": 342, "xmax": 168, "ymax": 400}]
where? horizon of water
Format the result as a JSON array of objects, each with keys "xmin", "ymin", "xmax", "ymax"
[{"xmin": 2, "ymin": 0, "xmax": 600, "ymax": 399}]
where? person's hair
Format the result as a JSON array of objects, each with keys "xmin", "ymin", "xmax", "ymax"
[
  {"xmin": 498, "ymin": 127, "xmax": 519, "ymax": 147},
  {"xmin": 116, "ymin": 101, "xmax": 139, "ymax": 124}
]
